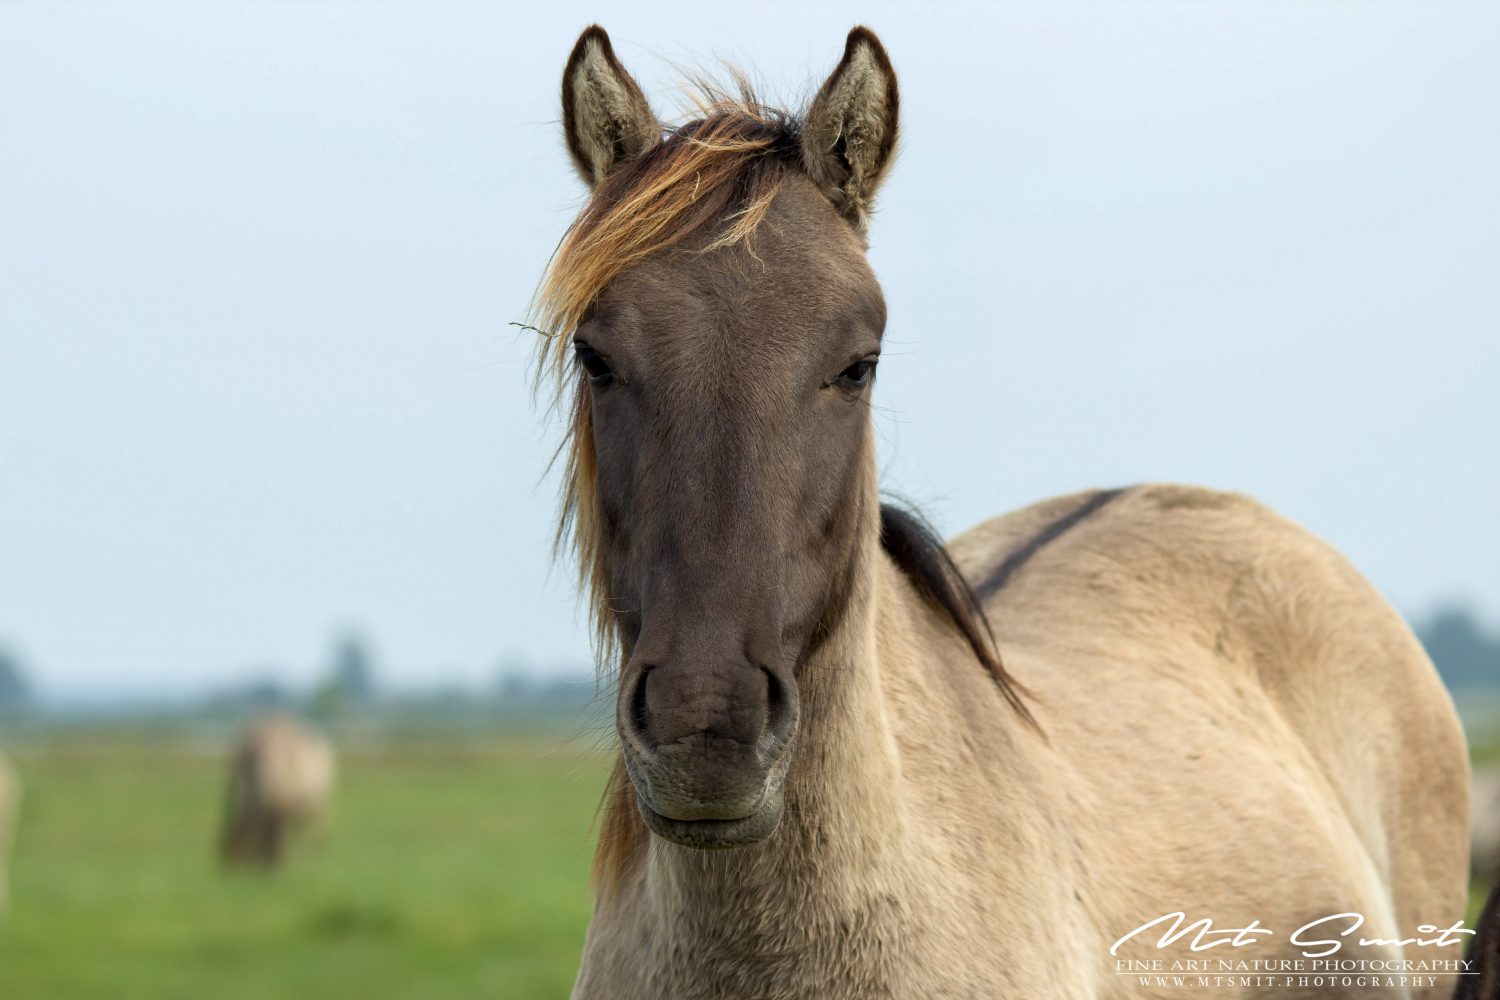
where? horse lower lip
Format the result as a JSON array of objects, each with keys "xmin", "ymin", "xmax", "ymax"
[
  {"xmin": 637, "ymin": 796, "xmax": 781, "ymax": 849},
  {"xmin": 645, "ymin": 796, "xmax": 765, "ymax": 823},
  {"xmin": 653, "ymin": 808, "xmax": 750, "ymax": 826},
  {"xmin": 641, "ymin": 793, "xmax": 763, "ymax": 825}
]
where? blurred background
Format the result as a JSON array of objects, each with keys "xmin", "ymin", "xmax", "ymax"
[{"xmin": 0, "ymin": 3, "xmax": 1496, "ymax": 998}]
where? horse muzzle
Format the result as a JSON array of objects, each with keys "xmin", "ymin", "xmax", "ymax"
[{"xmin": 617, "ymin": 658, "xmax": 798, "ymax": 849}]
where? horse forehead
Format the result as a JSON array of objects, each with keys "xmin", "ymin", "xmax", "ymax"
[
  {"xmin": 599, "ymin": 273, "xmax": 812, "ymax": 392},
  {"xmin": 605, "ymin": 182, "xmax": 876, "ymax": 368}
]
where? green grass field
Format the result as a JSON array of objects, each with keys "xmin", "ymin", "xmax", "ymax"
[
  {"xmin": 0, "ymin": 733, "xmax": 608, "ymax": 1000},
  {"xmin": 1, "ymin": 726, "xmax": 1495, "ymax": 999}
]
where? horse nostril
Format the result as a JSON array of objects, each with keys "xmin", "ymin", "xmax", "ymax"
[
  {"xmin": 624, "ymin": 665, "xmax": 653, "ymax": 749},
  {"xmin": 763, "ymin": 666, "xmax": 796, "ymax": 742}
]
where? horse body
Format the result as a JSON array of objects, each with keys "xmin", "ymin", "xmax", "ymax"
[
  {"xmin": 537, "ymin": 25, "xmax": 1478, "ymax": 1000},
  {"xmin": 0, "ymin": 751, "xmax": 18, "ymax": 912},
  {"xmin": 574, "ymin": 486, "xmax": 1469, "ymax": 999},
  {"xmin": 220, "ymin": 714, "xmax": 334, "ymax": 867}
]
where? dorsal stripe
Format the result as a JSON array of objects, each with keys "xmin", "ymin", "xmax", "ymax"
[{"xmin": 974, "ymin": 488, "xmax": 1128, "ymax": 601}]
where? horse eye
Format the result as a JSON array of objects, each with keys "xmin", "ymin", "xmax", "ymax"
[
  {"xmin": 574, "ymin": 343, "xmax": 614, "ymax": 386},
  {"xmin": 835, "ymin": 358, "xmax": 877, "ymax": 388}
]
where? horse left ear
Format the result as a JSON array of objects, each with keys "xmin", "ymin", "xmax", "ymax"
[
  {"xmin": 561, "ymin": 25, "xmax": 661, "ymax": 188},
  {"xmin": 801, "ymin": 27, "xmax": 900, "ymax": 229}
]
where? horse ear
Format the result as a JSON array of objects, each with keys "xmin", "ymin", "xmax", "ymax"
[
  {"xmin": 561, "ymin": 26, "xmax": 661, "ymax": 188},
  {"xmin": 801, "ymin": 27, "xmax": 900, "ymax": 228}
]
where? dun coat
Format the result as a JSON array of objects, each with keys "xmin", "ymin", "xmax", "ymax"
[{"xmin": 533, "ymin": 25, "xmax": 1489, "ymax": 1000}]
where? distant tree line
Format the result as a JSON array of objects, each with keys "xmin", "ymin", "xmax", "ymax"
[
  {"xmin": 0, "ymin": 647, "xmax": 31, "ymax": 718},
  {"xmin": 496, "ymin": 665, "xmax": 599, "ymax": 717},
  {"xmin": 202, "ymin": 635, "xmax": 597, "ymax": 721},
  {"xmin": 1417, "ymin": 606, "xmax": 1500, "ymax": 693},
  {"xmin": 0, "ymin": 604, "xmax": 1487, "ymax": 722},
  {"xmin": 0, "ymin": 631, "xmax": 601, "ymax": 726}
]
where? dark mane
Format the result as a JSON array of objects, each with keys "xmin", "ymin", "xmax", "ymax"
[{"xmin": 879, "ymin": 503, "xmax": 1037, "ymax": 728}]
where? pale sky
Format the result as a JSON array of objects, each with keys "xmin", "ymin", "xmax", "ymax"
[{"xmin": 1, "ymin": 3, "xmax": 1496, "ymax": 699}]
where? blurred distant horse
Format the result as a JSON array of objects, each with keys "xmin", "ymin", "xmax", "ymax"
[
  {"xmin": 0, "ymin": 751, "xmax": 17, "ymax": 911},
  {"xmin": 220, "ymin": 715, "xmax": 334, "ymax": 868},
  {"xmin": 1476, "ymin": 766, "xmax": 1500, "ymax": 885}
]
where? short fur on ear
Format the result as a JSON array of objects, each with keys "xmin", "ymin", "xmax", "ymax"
[
  {"xmin": 562, "ymin": 26, "xmax": 661, "ymax": 187},
  {"xmin": 801, "ymin": 27, "xmax": 900, "ymax": 229}
]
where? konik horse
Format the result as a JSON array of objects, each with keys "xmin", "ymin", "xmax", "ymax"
[
  {"xmin": 220, "ymin": 714, "xmax": 334, "ymax": 868},
  {"xmin": 531, "ymin": 25, "xmax": 1494, "ymax": 999}
]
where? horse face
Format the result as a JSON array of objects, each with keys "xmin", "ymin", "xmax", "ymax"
[{"xmin": 575, "ymin": 180, "xmax": 885, "ymax": 848}]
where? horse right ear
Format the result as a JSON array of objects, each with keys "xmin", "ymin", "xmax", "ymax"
[
  {"xmin": 561, "ymin": 26, "xmax": 661, "ymax": 188},
  {"xmin": 800, "ymin": 27, "xmax": 900, "ymax": 230}
]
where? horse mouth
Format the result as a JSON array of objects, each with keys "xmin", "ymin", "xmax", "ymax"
[{"xmin": 636, "ymin": 793, "xmax": 782, "ymax": 850}]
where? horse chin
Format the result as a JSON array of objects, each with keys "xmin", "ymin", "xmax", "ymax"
[{"xmin": 636, "ymin": 791, "xmax": 783, "ymax": 850}]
